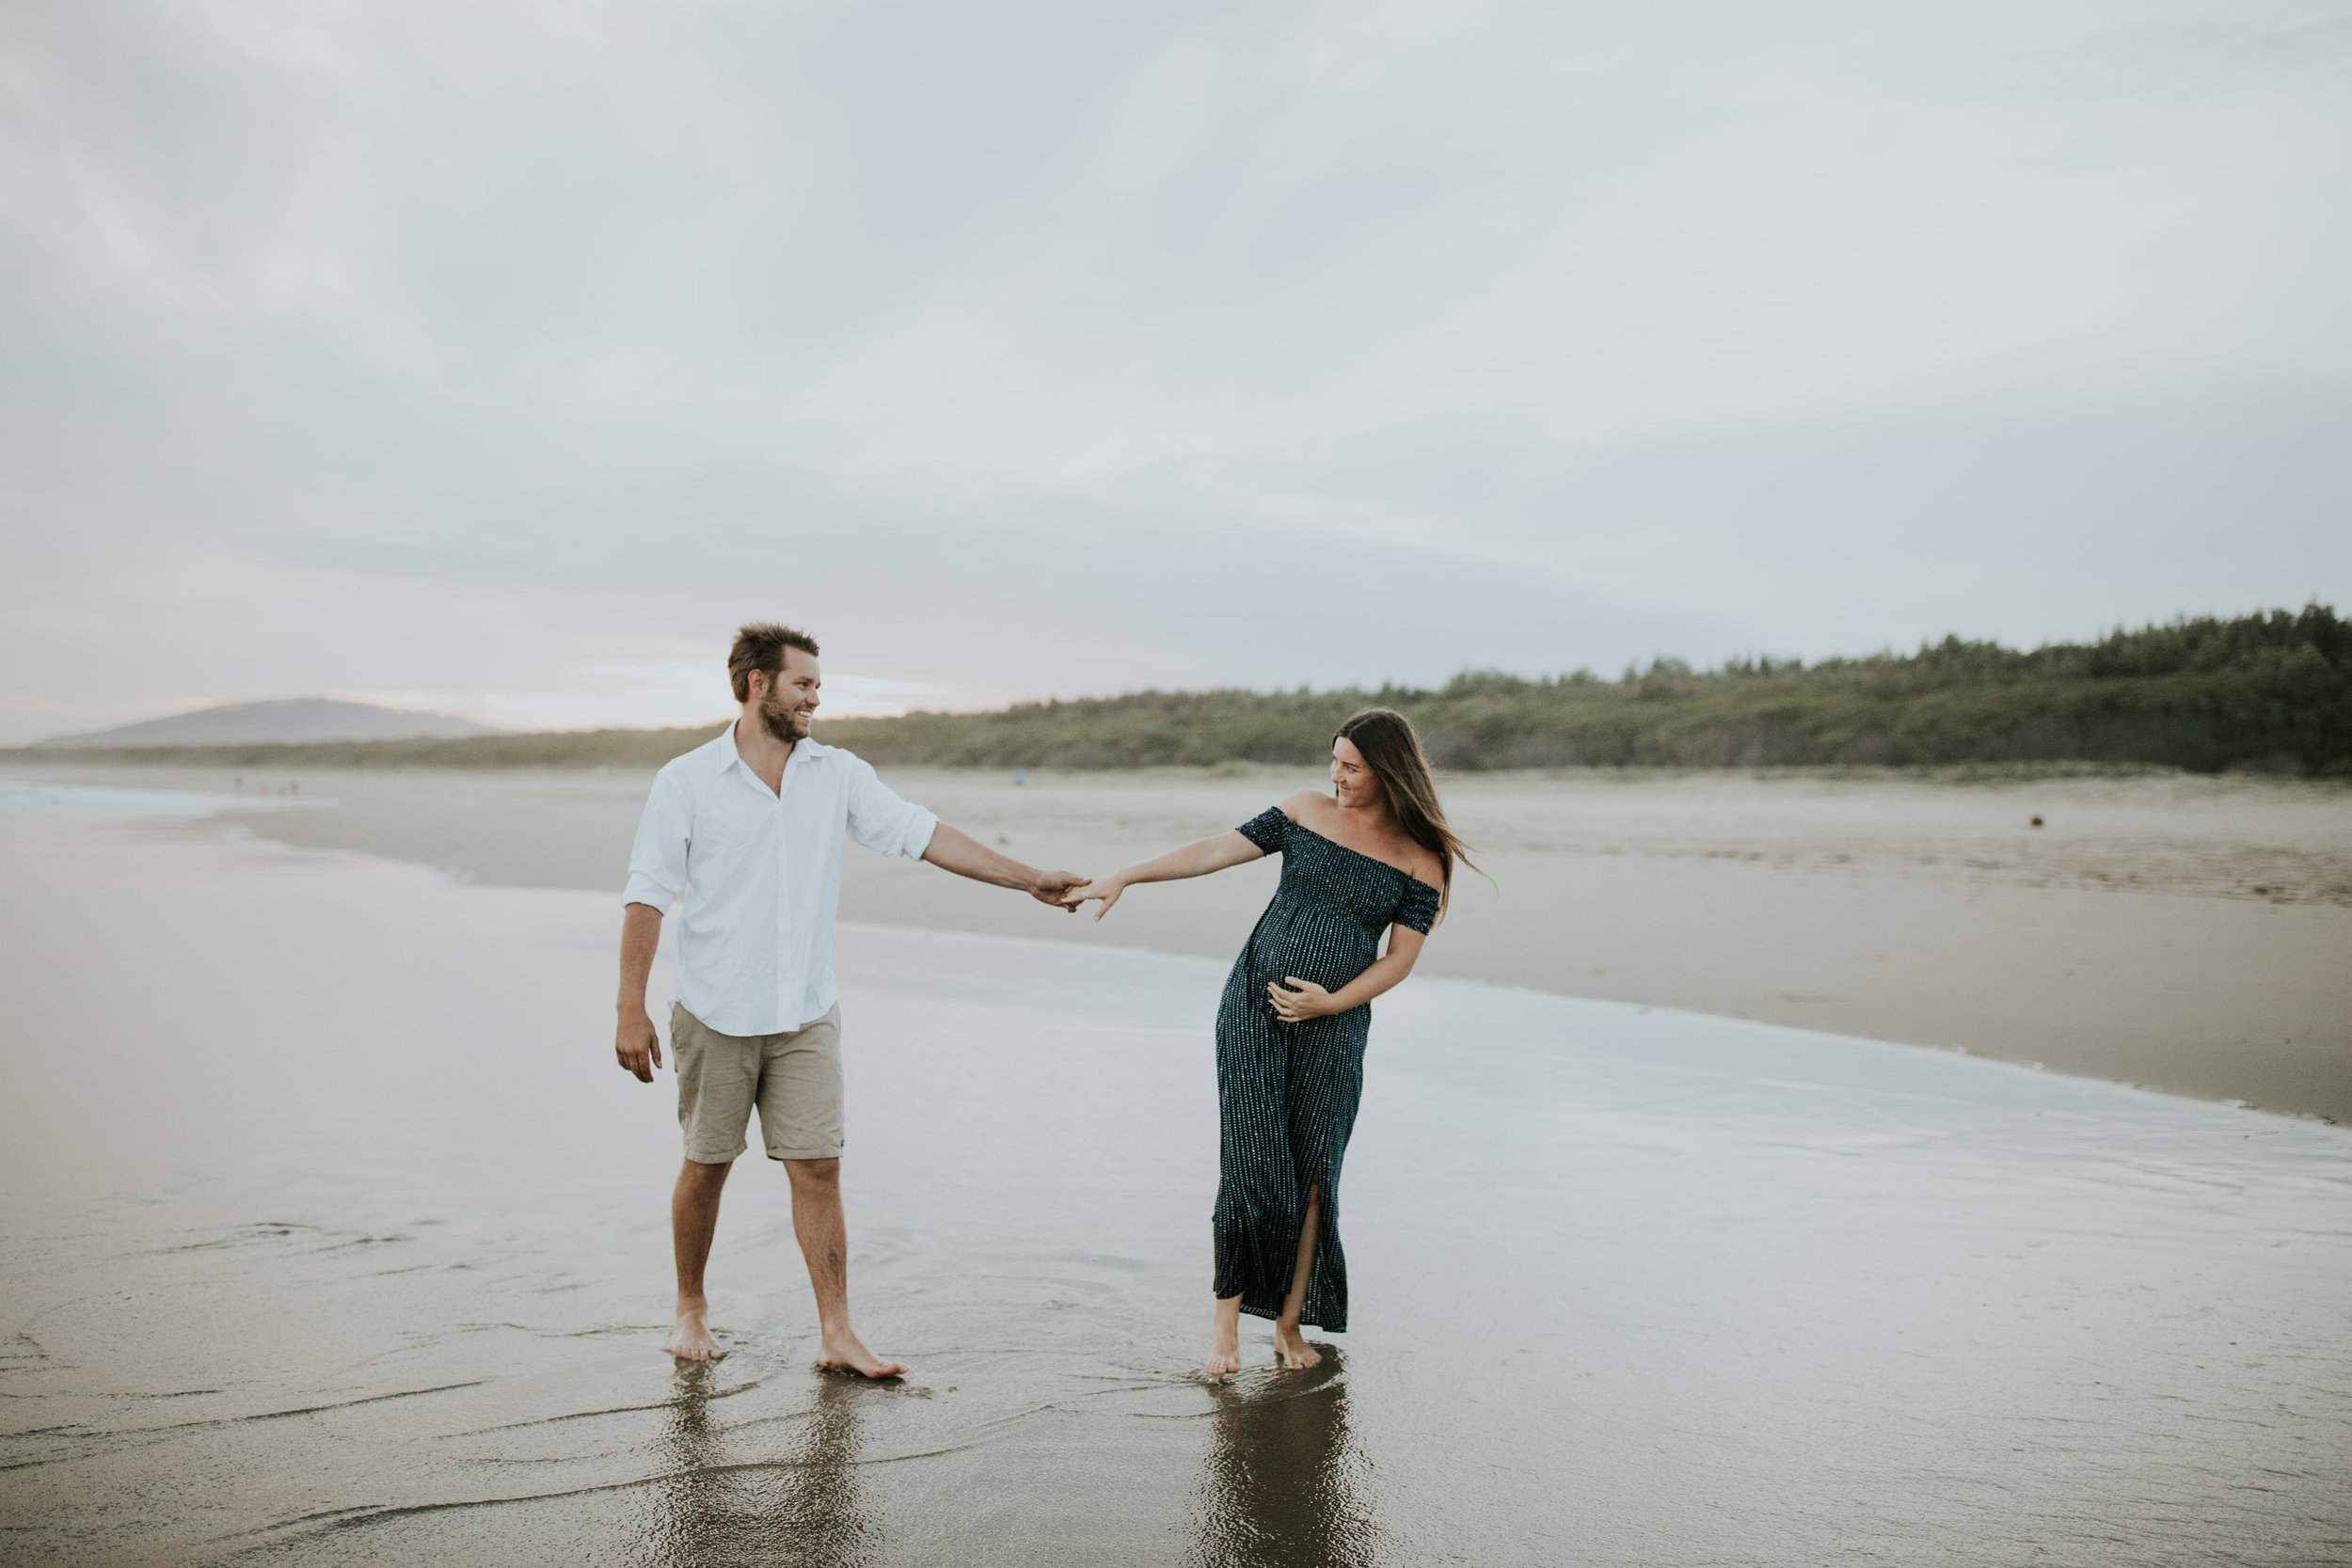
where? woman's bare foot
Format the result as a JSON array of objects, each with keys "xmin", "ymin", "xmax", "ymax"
[
  {"xmin": 1206, "ymin": 1309, "xmax": 1243, "ymax": 1377},
  {"xmin": 669, "ymin": 1302, "xmax": 725, "ymax": 1361},
  {"xmin": 814, "ymin": 1325, "xmax": 906, "ymax": 1379},
  {"xmin": 1271, "ymin": 1322, "xmax": 1322, "ymax": 1370}
]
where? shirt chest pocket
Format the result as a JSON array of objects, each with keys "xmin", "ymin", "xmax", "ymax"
[{"xmin": 692, "ymin": 796, "xmax": 774, "ymax": 853}]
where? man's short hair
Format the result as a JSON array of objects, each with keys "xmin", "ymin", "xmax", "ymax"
[{"xmin": 728, "ymin": 623, "xmax": 820, "ymax": 703}]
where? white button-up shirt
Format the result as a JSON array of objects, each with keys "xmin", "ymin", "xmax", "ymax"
[{"xmin": 622, "ymin": 724, "xmax": 938, "ymax": 1036}]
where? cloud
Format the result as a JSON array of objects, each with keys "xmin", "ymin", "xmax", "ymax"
[{"xmin": 0, "ymin": 0, "xmax": 2345, "ymax": 743}]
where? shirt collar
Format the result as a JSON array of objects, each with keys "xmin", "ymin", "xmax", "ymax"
[{"xmin": 711, "ymin": 721, "xmax": 831, "ymax": 783}]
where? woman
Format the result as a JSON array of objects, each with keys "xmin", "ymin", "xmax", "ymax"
[{"xmin": 1069, "ymin": 708, "xmax": 1477, "ymax": 1374}]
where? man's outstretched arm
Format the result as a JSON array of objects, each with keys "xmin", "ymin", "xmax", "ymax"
[
  {"xmin": 615, "ymin": 901, "xmax": 664, "ymax": 1081},
  {"xmin": 922, "ymin": 824, "xmax": 1086, "ymax": 909}
]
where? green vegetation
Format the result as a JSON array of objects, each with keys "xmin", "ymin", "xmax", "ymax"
[
  {"xmin": 12, "ymin": 607, "xmax": 2346, "ymax": 775},
  {"xmin": 824, "ymin": 605, "xmax": 2352, "ymax": 775}
]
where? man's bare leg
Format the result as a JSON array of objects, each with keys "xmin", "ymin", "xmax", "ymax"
[
  {"xmin": 783, "ymin": 1157, "xmax": 907, "ymax": 1378},
  {"xmin": 1207, "ymin": 1293, "xmax": 1244, "ymax": 1376},
  {"xmin": 1271, "ymin": 1185, "xmax": 1324, "ymax": 1370},
  {"xmin": 671, "ymin": 1157, "xmax": 732, "ymax": 1360}
]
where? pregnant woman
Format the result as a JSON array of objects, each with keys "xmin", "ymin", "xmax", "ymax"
[{"xmin": 1069, "ymin": 708, "xmax": 1477, "ymax": 1374}]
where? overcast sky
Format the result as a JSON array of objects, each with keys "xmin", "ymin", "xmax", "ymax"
[{"xmin": 3, "ymin": 0, "xmax": 2347, "ymax": 740}]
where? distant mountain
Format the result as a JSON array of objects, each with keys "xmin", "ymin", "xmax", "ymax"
[{"xmin": 37, "ymin": 698, "xmax": 503, "ymax": 749}]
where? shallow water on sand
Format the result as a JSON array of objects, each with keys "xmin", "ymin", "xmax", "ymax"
[{"xmin": 2, "ymin": 785, "xmax": 2349, "ymax": 1565}]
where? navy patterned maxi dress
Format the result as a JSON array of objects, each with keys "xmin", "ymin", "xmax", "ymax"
[{"xmin": 1216, "ymin": 806, "xmax": 1442, "ymax": 1331}]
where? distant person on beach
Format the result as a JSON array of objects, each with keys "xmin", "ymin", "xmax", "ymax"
[
  {"xmin": 614, "ymin": 623, "xmax": 1086, "ymax": 1373},
  {"xmin": 1067, "ymin": 708, "xmax": 1476, "ymax": 1374}
]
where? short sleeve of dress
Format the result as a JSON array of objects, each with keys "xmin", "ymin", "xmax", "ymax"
[
  {"xmin": 1235, "ymin": 807, "xmax": 1291, "ymax": 855},
  {"xmin": 1393, "ymin": 875, "xmax": 1441, "ymax": 934}
]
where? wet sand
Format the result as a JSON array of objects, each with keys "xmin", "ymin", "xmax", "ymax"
[
  {"xmin": 2, "ymin": 784, "xmax": 2349, "ymax": 1564},
  {"xmin": 9, "ymin": 761, "xmax": 2349, "ymax": 1120}
]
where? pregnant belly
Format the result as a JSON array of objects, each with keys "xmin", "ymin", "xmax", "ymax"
[{"xmin": 1248, "ymin": 922, "xmax": 1375, "ymax": 992}]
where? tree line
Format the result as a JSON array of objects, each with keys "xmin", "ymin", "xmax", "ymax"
[
  {"xmin": 821, "ymin": 604, "xmax": 2351, "ymax": 774},
  {"xmin": 14, "ymin": 606, "xmax": 2345, "ymax": 776}
]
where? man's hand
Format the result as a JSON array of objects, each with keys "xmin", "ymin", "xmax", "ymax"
[
  {"xmin": 1029, "ymin": 869, "xmax": 1088, "ymax": 910},
  {"xmin": 615, "ymin": 902, "xmax": 664, "ymax": 1080},
  {"xmin": 616, "ymin": 1008, "xmax": 663, "ymax": 1083}
]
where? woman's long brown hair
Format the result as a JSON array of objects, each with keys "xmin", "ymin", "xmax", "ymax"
[{"xmin": 1334, "ymin": 706, "xmax": 1484, "ymax": 921}]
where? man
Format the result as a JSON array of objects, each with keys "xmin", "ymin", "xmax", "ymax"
[{"xmin": 615, "ymin": 623, "xmax": 1082, "ymax": 1374}]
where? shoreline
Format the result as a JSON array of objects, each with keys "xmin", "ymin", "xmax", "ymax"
[{"xmin": 8, "ymin": 761, "xmax": 2349, "ymax": 1122}]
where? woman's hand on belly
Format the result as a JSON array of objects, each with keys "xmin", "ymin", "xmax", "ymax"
[{"xmin": 1266, "ymin": 975, "xmax": 1340, "ymax": 1023}]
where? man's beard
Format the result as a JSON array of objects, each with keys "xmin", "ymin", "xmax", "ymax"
[{"xmin": 757, "ymin": 697, "xmax": 810, "ymax": 744}]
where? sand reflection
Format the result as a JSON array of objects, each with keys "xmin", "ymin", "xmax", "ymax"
[
  {"xmin": 643, "ymin": 1365, "xmax": 877, "ymax": 1568},
  {"xmin": 1189, "ymin": 1352, "xmax": 1387, "ymax": 1568}
]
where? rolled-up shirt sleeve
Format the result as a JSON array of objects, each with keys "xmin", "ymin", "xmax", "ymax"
[
  {"xmin": 845, "ymin": 760, "xmax": 938, "ymax": 861},
  {"xmin": 621, "ymin": 765, "xmax": 692, "ymax": 909}
]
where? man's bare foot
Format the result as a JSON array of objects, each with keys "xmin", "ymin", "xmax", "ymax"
[
  {"xmin": 669, "ymin": 1303, "xmax": 726, "ymax": 1362},
  {"xmin": 1272, "ymin": 1323, "xmax": 1322, "ymax": 1370},
  {"xmin": 814, "ymin": 1325, "xmax": 906, "ymax": 1379}
]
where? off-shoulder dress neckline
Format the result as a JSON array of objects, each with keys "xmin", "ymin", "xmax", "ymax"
[{"xmin": 1277, "ymin": 810, "xmax": 1443, "ymax": 898}]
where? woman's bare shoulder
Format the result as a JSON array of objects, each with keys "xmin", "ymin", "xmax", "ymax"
[{"xmin": 1275, "ymin": 788, "xmax": 1327, "ymax": 825}]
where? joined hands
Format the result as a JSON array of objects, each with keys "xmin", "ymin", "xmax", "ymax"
[
  {"xmin": 1028, "ymin": 869, "xmax": 1089, "ymax": 910},
  {"xmin": 1060, "ymin": 876, "xmax": 1125, "ymax": 920}
]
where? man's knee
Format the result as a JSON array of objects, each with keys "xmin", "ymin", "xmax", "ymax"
[{"xmin": 783, "ymin": 1156, "xmax": 841, "ymax": 1189}]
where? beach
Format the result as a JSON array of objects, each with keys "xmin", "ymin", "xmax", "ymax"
[
  {"xmin": 10, "ymin": 0, "xmax": 2347, "ymax": 1558},
  {"xmin": 9, "ymin": 761, "xmax": 2348, "ymax": 1120},
  {"xmin": 2, "ymin": 780, "xmax": 2348, "ymax": 1565}
]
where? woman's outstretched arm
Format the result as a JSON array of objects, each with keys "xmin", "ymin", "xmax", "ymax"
[{"xmin": 1069, "ymin": 831, "xmax": 1265, "ymax": 920}]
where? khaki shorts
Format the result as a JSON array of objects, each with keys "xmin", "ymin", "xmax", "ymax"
[{"xmin": 671, "ymin": 1002, "xmax": 845, "ymax": 1163}]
